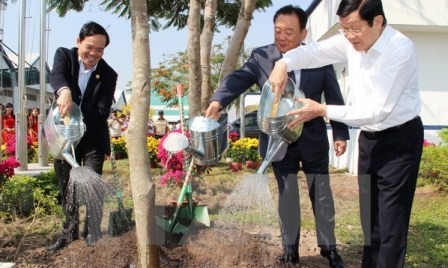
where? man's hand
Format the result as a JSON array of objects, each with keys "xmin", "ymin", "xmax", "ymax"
[
  {"xmin": 286, "ymin": 98, "xmax": 327, "ymax": 129},
  {"xmin": 334, "ymin": 140, "xmax": 347, "ymax": 157},
  {"xmin": 56, "ymin": 89, "xmax": 73, "ymax": 117},
  {"xmin": 268, "ymin": 61, "xmax": 288, "ymax": 103},
  {"xmin": 205, "ymin": 101, "xmax": 221, "ymax": 120}
]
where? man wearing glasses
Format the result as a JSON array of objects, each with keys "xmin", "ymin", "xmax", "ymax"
[{"xmin": 269, "ymin": 0, "xmax": 423, "ymax": 267}]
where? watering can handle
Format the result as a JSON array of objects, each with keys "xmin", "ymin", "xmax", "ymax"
[
  {"xmin": 64, "ymin": 115, "xmax": 70, "ymax": 125},
  {"xmin": 271, "ymin": 100, "xmax": 279, "ymax": 118}
]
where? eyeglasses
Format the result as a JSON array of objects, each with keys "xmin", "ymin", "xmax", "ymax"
[
  {"xmin": 338, "ymin": 20, "xmax": 368, "ymax": 35},
  {"xmin": 338, "ymin": 28, "xmax": 362, "ymax": 35}
]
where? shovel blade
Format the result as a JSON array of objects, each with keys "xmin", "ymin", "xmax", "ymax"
[
  {"xmin": 176, "ymin": 205, "xmax": 210, "ymax": 227},
  {"xmin": 108, "ymin": 208, "xmax": 134, "ymax": 237},
  {"xmin": 156, "ymin": 216, "xmax": 189, "ymax": 235},
  {"xmin": 192, "ymin": 205, "xmax": 210, "ymax": 227}
]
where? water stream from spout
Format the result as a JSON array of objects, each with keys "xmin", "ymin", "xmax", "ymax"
[
  {"xmin": 212, "ymin": 173, "xmax": 280, "ymax": 265},
  {"xmin": 66, "ymin": 166, "xmax": 109, "ymax": 244}
]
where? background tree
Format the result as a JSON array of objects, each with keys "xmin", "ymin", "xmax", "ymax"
[
  {"xmin": 151, "ymin": 51, "xmax": 190, "ymax": 107},
  {"xmin": 97, "ymin": 0, "xmax": 271, "ymax": 115},
  {"xmin": 186, "ymin": 0, "xmax": 268, "ymax": 116},
  {"xmin": 151, "ymin": 40, "xmax": 251, "ymax": 108},
  {"xmin": 200, "ymin": 0, "xmax": 218, "ymax": 113},
  {"xmin": 187, "ymin": 0, "xmax": 202, "ymax": 117},
  {"xmin": 219, "ymin": 0, "xmax": 257, "ymax": 82}
]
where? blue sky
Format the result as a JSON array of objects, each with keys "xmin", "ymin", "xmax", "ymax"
[{"xmin": 2, "ymin": 0, "xmax": 312, "ymax": 97}]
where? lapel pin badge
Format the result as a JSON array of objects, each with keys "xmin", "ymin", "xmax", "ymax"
[{"xmin": 95, "ymin": 74, "xmax": 100, "ymax": 79}]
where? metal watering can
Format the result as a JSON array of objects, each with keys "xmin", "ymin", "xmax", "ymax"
[
  {"xmin": 43, "ymin": 102, "xmax": 86, "ymax": 164},
  {"xmin": 158, "ymin": 114, "xmax": 227, "ymax": 235},
  {"xmin": 256, "ymin": 78, "xmax": 305, "ymax": 174},
  {"xmin": 162, "ymin": 113, "xmax": 228, "ymax": 166},
  {"xmin": 44, "ymin": 102, "xmax": 107, "ymax": 244}
]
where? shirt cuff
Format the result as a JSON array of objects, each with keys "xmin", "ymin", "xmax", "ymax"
[
  {"xmin": 279, "ymin": 58, "xmax": 293, "ymax": 72},
  {"xmin": 210, "ymin": 100, "xmax": 223, "ymax": 111},
  {"xmin": 57, "ymin": 87, "xmax": 70, "ymax": 95}
]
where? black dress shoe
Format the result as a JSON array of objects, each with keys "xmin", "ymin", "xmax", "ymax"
[
  {"xmin": 278, "ymin": 254, "xmax": 300, "ymax": 265},
  {"xmin": 321, "ymin": 248, "xmax": 345, "ymax": 268},
  {"xmin": 46, "ymin": 236, "xmax": 70, "ymax": 252}
]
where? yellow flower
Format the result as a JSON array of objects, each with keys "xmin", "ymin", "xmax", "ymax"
[
  {"xmin": 147, "ymin": 136, "xmax": 160, "ymax": 162},
  {"xmin": 225, "ymin": 137, "xmax": 260, "ymax": 162},
  {"xmin": 112, "ymin": 137, "xmax": 128, "ymax": 157}
]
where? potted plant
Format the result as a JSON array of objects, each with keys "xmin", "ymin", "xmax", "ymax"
[
  {"xmin": 225, "ymin": 141, "xmax": 245, "ymax": 172},
  {"xmin": 147, "ymin": 136, "xmax": 160, "ymax": 168},
  {"xmin": 225, "ymin": 137, "xmax": 260, "ymax": 171},
  {"xmin": 240, "ymin": 137, "xmax": 261, "ymax": 169},
  {"xmin": 245, "ymin": 148, "xmax": 261, "ymax": 169},
  {"xmin": 229, "ymin": 131, "xmax": 240, "ymax": 143},
  {"xmin": 111, "ymin": 136, "xmax": 128, "ymax": 159}
]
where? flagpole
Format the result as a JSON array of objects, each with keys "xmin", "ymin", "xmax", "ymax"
[
  {"xmin": 38, "ymin": 0, "xmax": 48, "ymax": 166},
  {"xmin": 15, "ymin": 0, "xmax": 27, "ymax": 170}
]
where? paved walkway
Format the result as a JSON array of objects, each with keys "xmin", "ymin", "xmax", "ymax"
[{"xmin": 14, "ymin": 163, "xmax": 53, "ymax": 177}]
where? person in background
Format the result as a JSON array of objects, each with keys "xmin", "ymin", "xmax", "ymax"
[
  {"xmin": 108, "ymin": 110, "xmax": 123, "ymax": 139},
  {"xmin": 2, "ymin": 103, "xmax": 15, "ymax": 145},
  {"xmin": 154, "ymin": 110, "xmax": 170, "ymax": 139},
  {"xmin": 147, "ymin": 119, "xmax": 155, "ymax": 137},
  {"xmin": 206, "ymin": 5, "xmax": 348, "ymax": 267},
  {"xmin": 28, "ymin": 108, "xmax": 39, "ymax": 143},
  {"xmin": 120, "ymin": 113, "xmax": 129, "ymax": 133},
  {"xmin": 46, "ymin": 21, "xmax": 118, "ymax": 252},
  {"xmin": 120, "ymin": 113, "xmax": 130, "ymax": 137},
  {"xmin": 268, "ymin": 0, "xmax": 423, "ymax": 267}
]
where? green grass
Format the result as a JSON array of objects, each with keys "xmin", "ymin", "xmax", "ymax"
[{"xmin": 406, "ymin": 186, "xmax": 448, "ymax": 267}]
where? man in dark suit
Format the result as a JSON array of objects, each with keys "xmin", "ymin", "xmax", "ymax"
[
  {"xmin": 206, "ymin": 5, "xmax": 348, "ymax": 267},
  {"xmin": 46, "ymin": 21, "xmax": 118, "ymax": 251}
]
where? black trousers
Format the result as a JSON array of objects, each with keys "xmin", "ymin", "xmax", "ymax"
[
  {"xmin": 272, "ymin": 142, "xmax": 336, "ymax": 254},
  {"xmin": 358, "ymin": 117, "xmax": 423, "ymax": 268},
  {"xmin": 54, "ymin": 136, "xmax": 105, "ymax": 239}
]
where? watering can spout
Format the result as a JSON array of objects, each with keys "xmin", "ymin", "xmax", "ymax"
[
  {"xmin": 257, "ymin": 160, "xmax": 270, "ymax": 174},
  {"xmin": 256, "ymin": 134, "xmax": 288, "ymax": 174},
  {"xmin": 62, "ymin": 148, "xmax": 80, "ymax": 168},
  {"xmin": 185, "ymin": 146, "xmax": 206, "ymax": 159}
]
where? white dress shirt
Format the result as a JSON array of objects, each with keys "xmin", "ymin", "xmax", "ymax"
[
  {"xmin": 78, "ymin": 59, "xmax": 97, "ymax": 97},
  {"xmin": 281, "ymin": 25, "xmax": 421, "ymax": 131}
]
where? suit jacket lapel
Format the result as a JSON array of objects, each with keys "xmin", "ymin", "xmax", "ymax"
[
  {"xmin": 71, "ymin": 49, "xmax": 82, "ymax": 97},
  {"xmin": 271, "ymin": 46, "xmax": 297, "ymax": 83},
  {"xmin": 270, "ymin": 45, "xmax": 282, "ymax": 63}
]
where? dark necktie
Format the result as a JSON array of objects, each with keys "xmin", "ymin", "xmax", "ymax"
[{"xmin": 288, "ymin": 71, "xmax": 296, "ymax": 83}]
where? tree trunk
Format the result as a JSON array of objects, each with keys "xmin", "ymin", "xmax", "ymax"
[
  {"xmin": 219, "ymin": 0, "xmax": 257, "ymax": 83},
  {"xmin": 187, "ymin": 0, "xmax": 202, "ymax": 118},
  {"xmin": 129, "ymin": 0, "xmax": 160, "ymax": 267},
  {"xmin": 200, "ymin": 0, "xmax": 218, "ymax": 113}
]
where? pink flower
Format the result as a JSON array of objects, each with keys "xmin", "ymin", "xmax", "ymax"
[
  {"xmin": 5, "ymin": 135, "xmax": 35, "ymax": 157},
  {"xmin": 157, "ymin": 129, "xmax": 191, "ymax": 187},
  {"xmin": 160, "ymin": 170, "xmax": 185, "ymax": 188},
  {"xmin": 229, "ymin": 131, "xmax": 240, "ymax": 141},
  {"xmin": 0, "ymin": 157, "xmax": 21, "ymax": 184},
  {"xmin": 423, "ymin": 139, "xmax": 436, "ymax": 147}
]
